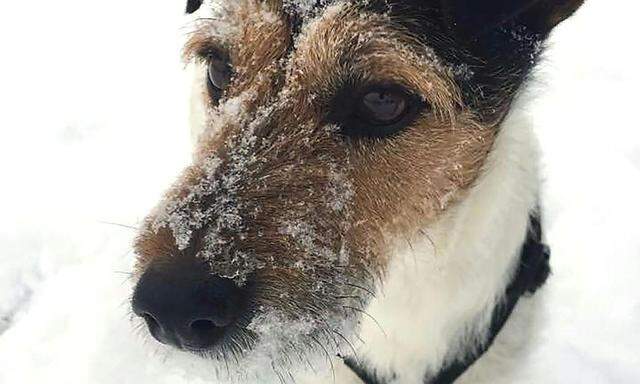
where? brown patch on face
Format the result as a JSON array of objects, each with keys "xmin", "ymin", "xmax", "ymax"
[
  {"xmin": 133, "ymin": 0, "xmax": 495, "ymax": 352},
  {"xmin": 286, "ymin": 5, "xmax": 495, "ymax": 264}
]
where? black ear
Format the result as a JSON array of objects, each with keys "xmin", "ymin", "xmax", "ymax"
[
  {"xmin": 186, "ymin": 0, "xmax": 203, "ymax": 14},
  {"xmin": 442, "ymin": 0, "xmax": 584, "ymax": 38}
]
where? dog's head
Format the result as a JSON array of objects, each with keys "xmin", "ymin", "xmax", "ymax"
[{"xmin": 132, "ymin": 0, "xmax": 582, "ymax": 379}]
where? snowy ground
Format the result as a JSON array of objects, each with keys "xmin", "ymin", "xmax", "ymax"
[{"xmin": 0, "ymin": 0, "xmax": 639, "ymax": 383}]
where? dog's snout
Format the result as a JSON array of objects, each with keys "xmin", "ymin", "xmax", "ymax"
[{"xmin": 131, "ymin": 259, "xmax": 250, "ymax": 350}]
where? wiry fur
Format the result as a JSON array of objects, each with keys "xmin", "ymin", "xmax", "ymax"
[
  {"xmin": 292, "ymin": 90, "xmax": 541, "ymax": 384},
  {"xmin": 132, "ymin": 0, "xmax": 583, "ymax": 382}
]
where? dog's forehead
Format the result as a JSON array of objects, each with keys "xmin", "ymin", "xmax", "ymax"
[
  {"xmin": 190, "ymin": 0, "xmax": 330, "ymax": 18},
  {"xmin": 188, "ymin": 0, "xmax": 425, "ymax": 37},
  {"xmin": 185, "ymin": 0, "xmax": 447, "ymax": 72},
  {"xmin": 186, "ymin": 1, "xmax": 493, "ymax": 122}
]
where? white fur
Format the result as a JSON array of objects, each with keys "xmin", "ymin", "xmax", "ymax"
[
  {"xmin": 189, "ymin": 47, "xmax": 542, "ymax": 384},
  {"xmin": 295, "ymin": 90, "xmax": 542, "ymax": 384}
]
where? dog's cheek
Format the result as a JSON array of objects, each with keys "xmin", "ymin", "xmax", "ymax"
[{"xmin": 348, "ymin": 114, "xmax": 495, "ymax": 242}]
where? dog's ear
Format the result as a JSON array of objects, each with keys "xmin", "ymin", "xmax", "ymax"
[
  {"xmin": 186, "ymin": 0, "xmax": 203, "ymax": 14},
  {"xmin": 442, "ymin": 0, "xmax": 584, "ymax": 38}
]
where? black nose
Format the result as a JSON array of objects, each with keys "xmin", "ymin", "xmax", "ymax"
[{"xmin": 131, "ymin": 259, "xmax": 250, "ymax": 351}]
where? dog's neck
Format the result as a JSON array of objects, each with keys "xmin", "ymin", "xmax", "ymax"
[
  {"xmin": 344, "ymin": 214, "xmax": 550, "ymax": 384},
  {"xmin": 342, "ymin": 95, "xmax": 544, "ymax": 384}
]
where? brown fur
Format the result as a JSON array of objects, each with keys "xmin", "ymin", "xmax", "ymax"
[{"xmin": 134, "ymin": 0, "xmax": 494, "ymax": 345}]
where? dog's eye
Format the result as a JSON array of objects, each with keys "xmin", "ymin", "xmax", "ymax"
[
  {"xmin": 358, "ymin": 89, "xmax": 408, "ymax": 125},
  {"xmin": 330, "ymin": 85, "xmax": 423, "ymax": 139},
  {"xmin": 206, "ymin": 53, "xmax": 232, "ymax": 102}
]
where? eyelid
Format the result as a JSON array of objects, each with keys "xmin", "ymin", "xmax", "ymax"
[
  {"xmin": 200, "ymin": 48, "xmax": 229, "ymax": 64},
  {"xmin": 356, "ymin": 83, "xmax": 419, "ymax": 101},
  {"xmin": 182, "ymin": 37, "xmax": 229, "ymax": 64}
]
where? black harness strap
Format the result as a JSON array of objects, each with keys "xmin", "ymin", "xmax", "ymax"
[{"xmin": 343, "ymin": 215, "xmax": 551, "ymax": 384}]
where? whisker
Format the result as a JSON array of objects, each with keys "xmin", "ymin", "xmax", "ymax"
[
  {"xmin": 310, "ymin": 335, "xmax": 335, "ymax": 384},
  {"xmin": 292, "ymin": 341, "xmax": 316, "ymax": 372},
  {"xmin": 287, "ymin": 370, "xmax": 297, "ymax": 384},
  {"xmin": 332, "ymin": 329, "xmax": 358, "ymax": 359},
  {"xmin": 334, "ymin": 295, "xmax": 366, "ymax": 307},
  {"xmin": 404, "ymin": 234, "xmax": 420, "ymax": 267},
  {"xmin": 334, "ymin": 264, "xmax": 378, "ymax": 288},
  {"xmin": 113, "ymin": 271, "xmax": 135, "ymax": 284},
  {"xmin": 307, "ymin": 313, "xmax": 340, "ymax": 353},
  {"xmin": 418, "ymin": 228, "xmax": 437, "ymax": 256},
  {"xmin": 343, "ymin": 282, "xmax": 376, "ymax": 298},
  {"xmin": 223, "ymin": 346, "xmax": 231, "ymax": 377},
  {"xmin": 99, "ymin": 221, "xmax": 138, "ymax": 230},
  {"xmin": 272, "ymin": 361, "xmax": 286, "ymax": 384},
  {"xmin": 343, "ymin": 306, "xmax": 387, "ymax": 338}
]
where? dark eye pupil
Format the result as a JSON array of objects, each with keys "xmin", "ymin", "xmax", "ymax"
[
  {"xmin": 208, "ymin": 58, "xmax": 231, "ymax": 91},
  {"xmin": 360, "ymin": 91, "xmax": 407, "ymax": 124},
  {"xmin": 328, "ymin": 85, "xmax": 423, "ymax": 139}
]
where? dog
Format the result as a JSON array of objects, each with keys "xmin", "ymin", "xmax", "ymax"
[{"xmin": 131, "ymin": 1, "xmax": 584, "ymax": 383}]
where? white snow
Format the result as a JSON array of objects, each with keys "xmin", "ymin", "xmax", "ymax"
[{"xmin": 0, "ymin": 0, "xmax": 639, "ymax": 383}]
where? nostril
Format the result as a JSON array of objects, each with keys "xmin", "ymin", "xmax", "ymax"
[
  {"xmin": 190, "ymin": 319, "xmax": 217, "ymax": 333},
  {"xmin": 188, "ymin": 318, "xmax": 226, "ymax": 344},
  {"xmin": 142, "ymin": 313, "xmax": 160, "ymax": 332}
]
